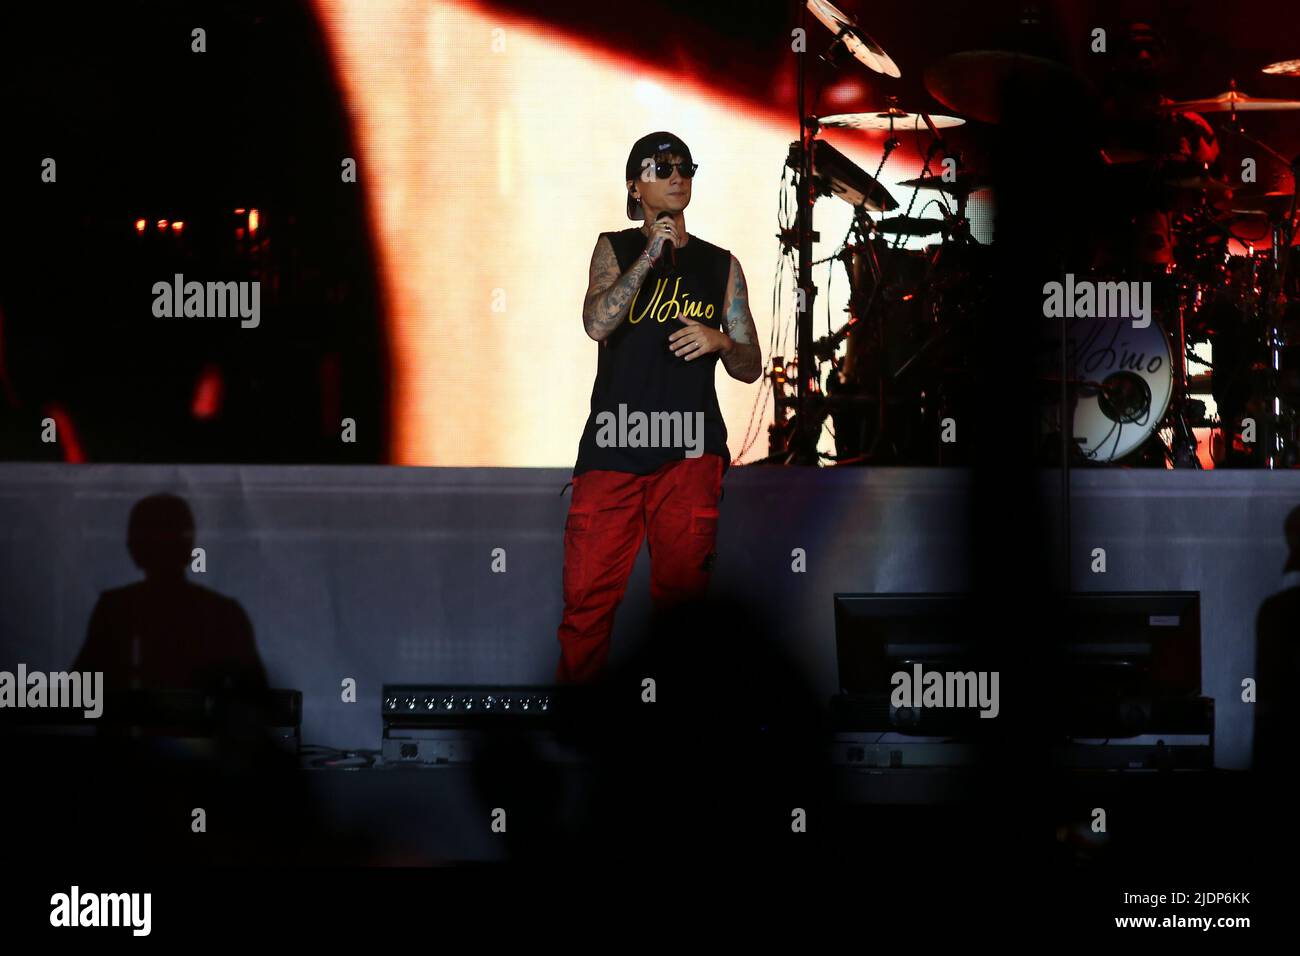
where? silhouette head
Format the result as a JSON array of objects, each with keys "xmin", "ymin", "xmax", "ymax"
[
  {"xmin": 126, "ymin": 493, "xmax": 195, "ymax": 579},
  {"xmin": 1284, "ymin": 505, "xmax": 1300, "ymax": 572}
]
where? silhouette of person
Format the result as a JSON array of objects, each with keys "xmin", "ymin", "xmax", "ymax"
[
  {"xmin": 72, "ymin": 493, "xmax": 268, "ymax": 692},
  {"xmin": 1254, "ymin": 504, "xmax": 1300, "ymax": 771}
]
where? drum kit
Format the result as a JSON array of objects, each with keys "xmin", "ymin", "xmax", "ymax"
[
  {"xmin": 768, "ymin": 0, "xmax": 1300, "ymax": 469},
  {"xmin": 1065, "ymin": 76, "xmax": 1300, "ymax": 468}
]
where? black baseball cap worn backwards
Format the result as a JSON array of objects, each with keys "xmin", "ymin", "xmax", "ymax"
[{"xmin": 625, "ymin": 131, "xmax": 693, "ymax": 220}]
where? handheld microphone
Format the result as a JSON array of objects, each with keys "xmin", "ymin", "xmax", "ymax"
[{"xmin": 655, "ymin": 210, "xmax": 676, "ymax": 270}]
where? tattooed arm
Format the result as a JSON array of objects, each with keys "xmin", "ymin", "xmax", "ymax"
[
  {"xmin": 582, "ymin": 234, "xmax": 659, "ymax": 342},
  {"xmin": 719, "ymin": 254, "xmax": 762, "ymax": 383}
]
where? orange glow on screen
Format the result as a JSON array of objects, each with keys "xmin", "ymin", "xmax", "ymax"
[{"xmin": 314, "ymin": 0, "xmax": 923, "ymax": 465}]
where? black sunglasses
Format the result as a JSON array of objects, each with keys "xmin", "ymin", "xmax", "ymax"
[{"xmin": 652, "ymin": 161, "xmax": 698, "ymax": 179}]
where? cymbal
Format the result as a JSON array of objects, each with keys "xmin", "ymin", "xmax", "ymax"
[
  {"xmin": 875, "ymin": 216, "xmax": 945, "ymax": 236},
  {"xmin": 806, "ymin": 0, "xmax": 900, "ymax": 78},
  {"xmin": 924, "ymin": 50, "xmax": 1085, "ymax": 124},
  {"xmin": 1161, "ymin": 85, "xmax": 1300, "ymax": 113},
  {"xmin": 1224, "ymin": 191, "xmax": 1296, "ymax": 215},
  {"xmin": 1098, "ymin": 154, "xmax": 1229, "ymax": 184},
  {"xmin": 1262, "ymin": 59, "xmax": 1300, "ymax": 77},
  {"xmin": 1161, "ymin": 169, "xmax": 1233, "ymax": 194},
  {"xmin": 896, "ymin": 172, "xmax": 991, "ymax": 194},
  {"xmin": 819, "ymin": 108, "xmax": 965, "ymax": 132}
]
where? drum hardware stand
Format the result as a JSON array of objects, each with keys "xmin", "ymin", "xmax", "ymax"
[
  {"xmin": 1276, "ymin": 159, "xmax": 1300, "ymax": 467},
  {"xmin": 789, "ymin": 7, "xmax": 896, "ymax": 465},
  {"xmin": 812, "ymin": 207, "xmax": 883, "ymax": 362},
  {"xmin": 789, "ymin": 0, "xmax": 822, "ymax": 465},
  {"xmin": 916, "ymin": 111, "xmax": 977, "ymax": 246},
  {"xmin": 797, "ymin": 210, "xmax": 899, "ymax": 464},
  {"xmin": 852, "ymin": 113, "xmax": 950, "ymax": 462},
  {"xmin": 1212, "ymin": 102, "xmax": 1300, "ymax": 467},
  {"xmin": 1263, "ymin": 211, "xmax": 1296, "ymax": 468},
  {"xmin": 782, "ymin": 3, "xmax": 916, "ymax": 464},
  {"xmin": 888, "ymin": 191, "xmax": 973, "ymax": 385},
  {"xmin": 757, "ymin": 356, "xmax": 799, "ymax": 464},
  {"xmin": 1167, "ymin": 286, "xmax": 1203, "ymax": 469},
  {"xmin": 870, "ymin": 113, "xmax": 971, "ymax": 455},
  {"xmin": 891, "ymin": 112, "xmax": 946, "ymax": 250},
  {"xmin": 854, "ymin": 213, "xmax": 902, "ymax": 463}
]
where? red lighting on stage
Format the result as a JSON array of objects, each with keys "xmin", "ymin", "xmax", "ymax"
[
  {"xmin": 248, "ymin": 209, "xmax": 260, "ymax": 234},
  {"xmin": 171, "ymin": 221, "xmax": 184, "ymax": 232},
  {"xmin": 191, "ymin": 363, "xmax": 224, "ymax": 420},
  {"xmin": 41, "ymin": 403, "xmax": 85, "ymax": 463},
  {"xmin": 234, "ymin": 208, "xmax": 246, "ymax": 214},
  {"xmin": 156, "ymin": 219, "xmax": 169, "ymax": 231},
  {"xmin": 134, "ymin": 218, "xmax": 146, "ymax": 234}
]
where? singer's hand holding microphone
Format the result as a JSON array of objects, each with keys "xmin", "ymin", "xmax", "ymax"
[{"xmin": 645, "ymin": 212, "xmax": 679, "ymax": 267}]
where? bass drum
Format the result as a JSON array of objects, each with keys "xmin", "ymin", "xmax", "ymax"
[{"xmin": 1065, "ymin": 316, "xmax": 1173, "ymax": 462}]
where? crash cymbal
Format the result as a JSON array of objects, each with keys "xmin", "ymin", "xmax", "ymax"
[
  {"xmin": 806, "ymin": 0, "xmax": 900, "ymax": 78},
  {"xmin": 875, "ymin": 216, "xmax": 945, "ymax": 236},
  {"xmin": 896, "ymin": 172, "xmax": 991, "ymax": 194},
  {"xmin": 924, "ymin": 50, "xmax": 1086, "ymax": 124},
  {"xmin": 1262, "ymin": 59, "xmax": 1300, "ymax": 77},
  {"xmin": 819, "ymin": 108, "xmax": 965, "ymax": 132},
  {"xmin": 1162, "ymin": 82, "xmax": 1300, "ymax": 113}
]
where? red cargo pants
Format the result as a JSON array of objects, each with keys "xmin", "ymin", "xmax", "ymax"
[{"xmin": 555, "ymin": 453, "xmax": 725, "ymax": 683}]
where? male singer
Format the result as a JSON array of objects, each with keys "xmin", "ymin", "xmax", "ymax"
[{"xmin": 554, "ymin": 132, "xmax": 761, "ymax": 683}]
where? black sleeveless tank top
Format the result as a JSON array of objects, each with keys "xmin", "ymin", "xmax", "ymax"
[{"xmin": 573, "ymin": 227, "xmax": 732, "ymax": 476}]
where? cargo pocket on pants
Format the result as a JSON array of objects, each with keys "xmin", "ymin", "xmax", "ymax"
[{"xmin": 563, "ymin": 510, "xmax": 593, "ymax": 601}]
